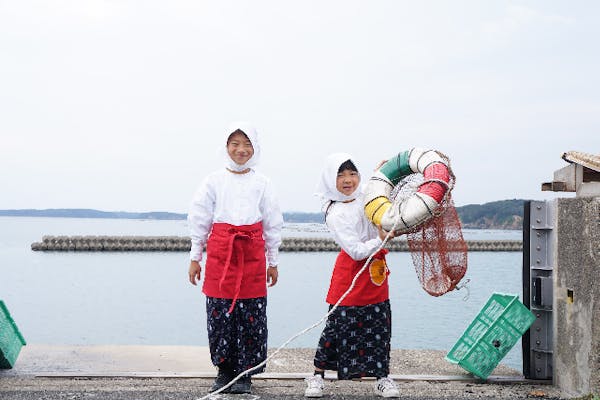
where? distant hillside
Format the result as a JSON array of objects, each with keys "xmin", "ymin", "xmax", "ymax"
[
  {"xmin": 0, "ymin": 199, "xmax": 528, "ymax": 229},
  {"xmin": 282, "ymin": 211, "xmax": 322, "ymax": 223},
  {"xmin": 0, "ymin": 208, "xmax": 323, "ymax": 223},
  {"xmin": 456, "ymin": 199, "xmax": 526, "ymax": 230},
  {"xmin": 0, "ymin": 209, "xmax": 186, "ymax": 220},
  {"xmin": 286, "ymin": 200, "xmax": 528, "ymax": 228}
]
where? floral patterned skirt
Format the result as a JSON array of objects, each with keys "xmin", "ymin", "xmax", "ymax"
[
  {"xmin": 206, "ymin": 296, "xmax": 268, "ymax": 376},
  {"xmin": 313, "ymin": 300, "xmax": 391, "ymax": 379}
]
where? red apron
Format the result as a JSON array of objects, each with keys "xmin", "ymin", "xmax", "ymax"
[
  {"xmin": 203, "ymin": 221, "xmax": 267, "ymax": 313},
  {"xmin": 326, "ymin": 249, "xmax": 390, "ymax": 306}
]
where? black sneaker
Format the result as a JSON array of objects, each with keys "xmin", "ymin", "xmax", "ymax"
[
  {"xmin": 211, "ymin": 367, "xmax": 233, "ymax": 393},
  {"xmin": 230, "ymin": 375, "xmax": 252, "ymax": 394}
]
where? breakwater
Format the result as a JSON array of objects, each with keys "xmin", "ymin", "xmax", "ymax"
[{"xmin": 30, "ymin": 236, "xmax": 523, "ymax": 252}]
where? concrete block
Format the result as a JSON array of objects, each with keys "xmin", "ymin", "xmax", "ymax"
[{"xmin": 553, "ymin": 197, "xmax": 600, "ymax": 396}]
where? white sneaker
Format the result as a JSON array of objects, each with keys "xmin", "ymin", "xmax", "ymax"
[
  {"xmin": 304, "ymin": 374, "xmax": 324, "ymax": 397},
  {"xmin": 375, "ymin": 377, "xmax": 400, "ymax": 398}
]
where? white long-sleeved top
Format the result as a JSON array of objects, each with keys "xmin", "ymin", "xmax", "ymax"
[
  {"xmin": 187, "ymin": 168, "xmax": 283, "ymax": 266},
  {"xmin": 326, "ymin": 194, "xmax": 383, "ymax": 261}
]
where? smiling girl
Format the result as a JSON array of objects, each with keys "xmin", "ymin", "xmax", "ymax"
[
  {"xmin": 187, "ymin": 122, "xmax": 283, "ymax": 394},
  {"xmin": 305, "ymin": 153, "xmax": 399, "ymax": 398}
]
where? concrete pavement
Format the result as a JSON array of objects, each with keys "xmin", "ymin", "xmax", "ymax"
[{"xmin": 0, "ymin": 345, "xmax": 568, "ymax": 399}]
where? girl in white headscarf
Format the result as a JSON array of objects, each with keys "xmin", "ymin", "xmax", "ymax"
[
  {"xmin": 187, "ymin": 122, "xmax": 283, "ymax": 395},
  {"xmin": 305, "ymin": 153, "xmax": 400, "ymax": 398}
]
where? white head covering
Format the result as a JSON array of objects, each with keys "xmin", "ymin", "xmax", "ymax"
[
  {"xmin": 224, "ymin": 122, "xmax": 261, "ymax": 172},
  {"xmin": 315, "ymin": 152, "xmax": 361, "ymax": 206}
]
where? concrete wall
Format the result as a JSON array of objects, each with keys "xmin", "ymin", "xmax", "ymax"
[{"xmin": 553, "ymin": 197, "xmax": 600, "ymax": 396}]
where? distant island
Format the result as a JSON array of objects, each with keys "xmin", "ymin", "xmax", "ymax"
[
  {"xmin": 456, "ymin": 199, "xmax": 526, "ymax": 230},
  {"xmin": 0, "ymin": 199, "xmax": 528, "ymax": 229}
]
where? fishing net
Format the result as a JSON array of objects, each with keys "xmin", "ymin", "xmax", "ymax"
[{"xmin": 389, "ymin": 153, "xmax": 468, "ymax": 296}]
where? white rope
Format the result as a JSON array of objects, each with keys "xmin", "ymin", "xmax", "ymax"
[
  {"xmin": 197, "ymin": 218, "xmax": 401, "ymax": 400},
  {"xmin": 455, "ymin": 278, "xmax": 471, "ymax": 301}
]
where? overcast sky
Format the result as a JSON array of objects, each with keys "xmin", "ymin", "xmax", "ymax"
[{"xmin": 1, "ymin": 1, "xmax": 598, "ymax": 213}]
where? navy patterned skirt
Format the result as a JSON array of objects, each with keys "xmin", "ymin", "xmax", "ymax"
[
  {"xmin": 314, "ymin": 300, "xmax": 391, "ymax": 380},
  {"xmin": 206, "ymin": 296, "xmax": 268, "ymax": 376}
]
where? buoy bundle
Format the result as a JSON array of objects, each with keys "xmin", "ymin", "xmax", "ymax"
[
  {"xmin": 364, "ymin": 148, "xmax": 453, "ymax": 233},
  {"xmin": 364, "ymin": 148, "xmax": 467, "ymax": 297}
]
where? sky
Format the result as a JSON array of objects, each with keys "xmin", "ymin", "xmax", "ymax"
[{"xmin": 1, "ymin": 1, "xmax": 598, "ymax": 213}]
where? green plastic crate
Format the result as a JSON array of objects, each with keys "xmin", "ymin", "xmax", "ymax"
[
  {"xmin": 0, "ymin": 300, "xmax": 26, "ymax": 369},
  {"xmin": 445, "ymin": 293, "xmax": 535, "ymax": 379}
]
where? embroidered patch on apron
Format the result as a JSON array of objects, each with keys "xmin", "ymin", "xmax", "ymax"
[{"xmin": 369, "ymin": 258, "xmax": 388, "ymax": 286}]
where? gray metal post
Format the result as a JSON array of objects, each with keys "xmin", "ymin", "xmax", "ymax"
[{"xmin": 526, "ymin": 200, "xmax": 554, "ymax": 379}]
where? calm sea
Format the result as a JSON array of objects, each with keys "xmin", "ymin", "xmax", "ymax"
[{"xmin": 0, "ymin": 217, "xmax": 524, "ymax": 370}]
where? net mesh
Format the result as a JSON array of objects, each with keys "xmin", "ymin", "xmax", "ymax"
[{"xmin": 389, "ymin": 153, "xmax": 468, "ymax": 297}]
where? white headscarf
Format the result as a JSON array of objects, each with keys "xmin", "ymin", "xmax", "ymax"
[
  {"xmin": 224, "ymin": 122, "xmax": 261, "ymax": 172},
  {"xmin": 315, "ymin": 152, "xmax": 361, "ymax": 206}
]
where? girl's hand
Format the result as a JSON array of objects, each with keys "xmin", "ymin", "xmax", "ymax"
[
  {"xmin": 377, "ymin": 224, "xmax": 395, "ymax": 241},
  {"xmin": 267, "ymin": 266, "xmax": 279, "ymax": 287},
  {"xmin": 188, "ymin": 260, "xmax": 202, "ymax": 285}
]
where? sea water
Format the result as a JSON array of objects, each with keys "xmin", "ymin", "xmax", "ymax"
[{"xmin": 0, "ymin": 217, "xmax": 524, "ymax": 370}]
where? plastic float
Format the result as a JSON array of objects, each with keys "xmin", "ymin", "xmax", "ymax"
[
  {"xmin": 364, "ymin": 147, "xmax": 452, "ymax": 233},
  {"xmin": 364, "ymin": 148, "xmax": 467, "ymax": 296}
]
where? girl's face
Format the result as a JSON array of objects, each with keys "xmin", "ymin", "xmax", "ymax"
[
  {"xmin": 227, "ymin": 131, "xmax": 254, "ymax": 165},
  {"xmin": 336, "ymin": 169, "xmax": 360, "ymax": 196}
]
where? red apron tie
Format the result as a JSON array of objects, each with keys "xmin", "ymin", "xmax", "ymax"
[
  {"xmin": 202, "ymin": 222, "xmax": 266, "ymax": 314},
  {"xmin": 218, "ymin": 230, "xmax": 252, "ymax": 314}
]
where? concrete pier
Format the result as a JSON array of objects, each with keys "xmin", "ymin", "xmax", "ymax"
[
  {"xmin": 553, "ymin": 197, "xmax": 600, "ymax": 396},
  {"xmin": 535, "ymin": 150, "xmax": 600, "ymax": 397},
  {"xmin": 30, "ymin": 236, "xmax": 523, "ymax": 252},
  {"xmin": 0, "ymin": 345, "xmax": 565, "ymax": 400}
]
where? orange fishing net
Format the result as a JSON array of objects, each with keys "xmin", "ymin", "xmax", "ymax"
[{"xmin": 406, "ymin": 196, "xmax": 468, "ymax": 296}]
